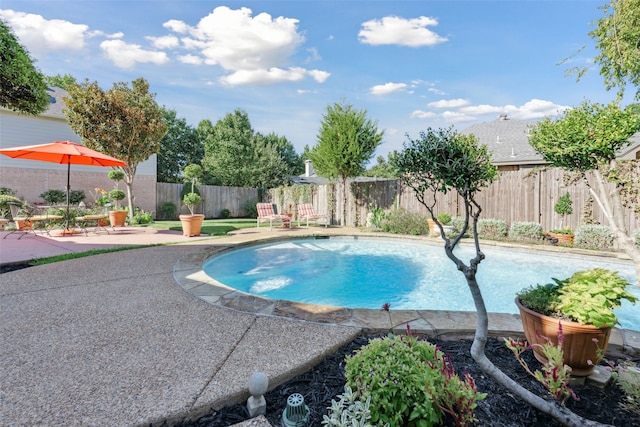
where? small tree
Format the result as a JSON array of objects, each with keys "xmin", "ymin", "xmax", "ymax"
[
  {"xmin": 182, "ymin": 164, "xmax": 202, "ymax": 215},
  {"xmin": 529, "ymin": 101, "xmax": 640, "ymax": 285},
  {"xmin": 553, "ymin": 192, "xmax": 573, "ymax": 231},
  {"xmin": 396, "ymin": 126, "xmax": 603, "ymax": 426},
  {"xmin": 309, "ymin": 101, "xmax": 384, "ymax": 225}
]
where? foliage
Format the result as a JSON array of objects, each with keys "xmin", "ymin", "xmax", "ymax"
[
  {"xmin": 198, "ymin": 109, "xmax": 300, "ymax": 188},
  {"xmin": 554, "ymin": 192, "xmax": 573, "ymax": 224},
  {"xmin": 108, "ymin": 190, "xmax": 126, "ymax": 210},
  {"xmin": 219, "ymin": 208, "xmax": 230, "ymax": 219},
  {"xmin": 519, "ymin": 268, "xmax": 637, "ymax": 328},
  {"xmin": 183, "ymin": 193, "xmax": 202, "ymax": 215},
  {"xmin": 548, "ymin": 226, "xmax": 574, "ymax": 235},
  {"xmin": 0, "ymin": 187, "xmax": 15, "ymax": 196},
  {"xmin": 0, "ymin": 194, "xmax": 22, "ymax": 218},
  {"xmin": 180, "ymin": 182, "xmax": 200, "ymax": 200},
  {"xmin": 39, "ymin": 189, "xmax": 66, "ymax": 204},
  {"xmin": 363, "ymin": 151, "xmax": 400, "ymax": 178},
  {"xmin": 69, "ymin": 190, "xmax": 86, "ymax": 205},
  {"xmin": 182, "ymin": 163, "xmax": 203, "ymax": 215},
  {"xmin": 64, "ymin": 77, "xmax": 168, "ymax": 219},
  {"xmin": 555, "ymin": 268, "xmax": 637, "ymax": 328},
  {"xmin": 0, "ymin": 20, "xmax": 49, "ymax": 115},
  {"xmin": 157, "ymin": 107, "xmax": 203, "ymax": 183},
  {"xmin": 611, "ymin": 359, "xmax": 640, "ymax": 416},
  {"xmin": 449, "ymin": 216, "xmax": 466, "ymax": 234},
  {"xmin": 589, "ymin": 0, "xmax": 640, "ymax": 100},
  {"xmin": 509, "ymin": 221, "xmax": 543, "ymax": 242},
  {"xmin": 129, "ymin": 208, "xmax": 153, "ymax": 225},
  {"xmin": 366, "ymin": 206, "xmax": 386, "ymax": 229},
  {"xmin": 322, "ymin": 385, "xmax": 380, "ymax": 427},
  {"xmin": 345, "ymin": 332, "xmax": 484, "ymax": 427},
  {"xmin": 436, "ymin": 213, "xmax": 451, "ymax": 225},
  {"xmin": 108, "ymin": 169, "xmax": 125, "ymax": 184},
  {"xmin": 380, "ymin": 209, "xmax": 430, "ymax": 235},
  {"xmin": 44, "ymin": 73, "xmax": 78, "ymax": 91},
  {"xmin": 504, "ymin": 329, "xmax": 576, "ymax": 405},
  {"xmin": 477, "ymin": 218, "xmax": 508, "ymax": 239},
  {"xmin": 530, "ymin": 101, "xmax": 639, "ymax": 171},
  {"xmin": 244, "ymin": 201, "xmax": 258, "ymax": 218},
  {"xmin": 160, "ymin": 201, "xmax": 178, "ymax": 220},
  {"xmin": 574, "ymin": 224, "xmax": 614, "ymax": 249}
]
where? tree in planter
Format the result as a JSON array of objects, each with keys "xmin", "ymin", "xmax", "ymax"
[
  {"xmin": 182, "ymin": 164, "xmax": 202, "ymax": 215},
  {"xmin": 396, "ymin": 126, "xmax": 604, "ymax": 426},
  {"xmin": 107, "ymin": 169, "xmax": 126, "ymax": 210},
  {"xmin": 551, "ymin": 192, "xmax": 574, "ymax": 234},
  {"xmin": 529, "ymin": 101, "xmax": 640, "ymax": 285}
]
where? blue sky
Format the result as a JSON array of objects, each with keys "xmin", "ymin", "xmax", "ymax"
[{"xmin": 1, "ymin": 1, "xmax": 634, "ymax": 160}]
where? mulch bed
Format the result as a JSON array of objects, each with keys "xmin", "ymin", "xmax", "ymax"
[{"xmin": 181, "ymin": 335, "xmax": 639, "ymax": 427}]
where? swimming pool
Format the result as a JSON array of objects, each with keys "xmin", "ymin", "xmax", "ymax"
[{"xmin": 203, "ymin": 236, "xmax": 640, "ymax": 331}]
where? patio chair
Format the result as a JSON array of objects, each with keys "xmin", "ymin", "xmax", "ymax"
[
  {"xmin": 4, "ymin": 202, "xmax": 61, "ymax": 239},
  {"xmin": 297, "ymin": 203, "xmax": 328, "ymax": 228},
  {"xmin": 256, "ymin": 203, "xmax": 291, "ymax": 230}
]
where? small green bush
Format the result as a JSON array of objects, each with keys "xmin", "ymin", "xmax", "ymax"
[
  {"xmin": 575, "ymin": 225, "xmax": 614, "ymax": 250},
  {"xmin": 180, "ymin": 182, "xmax": 200, "ymax": 200},
  {"xmin": 509, "ymin": 221, "xmax": 543, "ymax": 242},
  {"xmin": 40, "ymin": 189, "xmax": 66, "ymax": 204},
  {"xmin": 130, "ymin": 208, "xmax": 153, "ymax": 225},
  {"xmin": 449, "ymin": 216, "xmax": 466, "ymax": 234},
  {"xmin": 322, "ymin": 385, "xmax": 378, "ymax": 427},
  {"xmin": 69, "ymin": 189, "xmax": 86, "ymax": 205},
  {"xmin": 0, "ymin": 187, "xmax": 15, "ymax": 195},
  {"xmin": 478, "ymin": 218, "xmax": 508, "ymax": 239},
  {"xmin": 245, "ymin": 202, "xmax": 258, "ymax": 218},
  {"xmin": 381, "ymin": 209, "xmax": 430, "ymax": 235},
  {"xmin": 160, "ymin": 202, "xmax": 178, "ymax": 220},
  {"xmin": 0, "ymin": 195, "xmax": 23, "ymax": 218},
  {"xmin": 345, "ymin": 333, "xmax": 485, "ymax": 427},
  {"xmin": 219, "ymin": 208, "xmax": 231, "ymax": 219},
  {"xmin": 437, "ymin": 212, "xmax": 451, "ymax": 225}
]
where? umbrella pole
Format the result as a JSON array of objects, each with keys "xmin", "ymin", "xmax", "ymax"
[{"xmin": 66, "ymin": 161, "xmax": 70, "ymax": 231}]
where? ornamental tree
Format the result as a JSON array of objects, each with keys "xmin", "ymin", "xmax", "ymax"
[
  {"xmin": 396, "ymin": 126, "xmax": 604, "ymax": 426},
  {"xmin": 529, "ymin": 101, "xmax": 640, "ymax": 285},
  {"xmin": 0, "ymin": 20, "xmax": 49, "ymax": 115},
  {"xmin": 64, "ymin": 77, "xmax": 168, "ymax": 220},
  {"xmin": 309, "ymin": 101, "xmax": 384, "ymax": 225}
]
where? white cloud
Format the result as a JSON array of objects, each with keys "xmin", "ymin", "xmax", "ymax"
[
  {"xmin": 0, "ymin": 9, "xmax": 88, "ymax": 55},
  {"xmin": 100, "ymin": 40, "xmax": 170, "ymax": 69},
  {"xmin": 359, "ymin": 15, "xmax": 447, "ymax": 47},
  {"xmin": 442, "ymin": 111, "xmax": 476, "ymax": 122},
  {"xmin": 147, "ymin": 35, "xmax": 179, "ymax": 49},
  {"xmin": 427, "ymin": 87, "xmax": 446, "ymax": 95},
  {"xmin": 428, "ymin": 98, "xmax": 470, "ymax": 109},
  {"xmin": 220, "ymin": 67, "xmax": 308, "ymax": 86},
  {"xmin": 459, "ymin": 99, "xmax": 569, "ymax": 120},
  {"xmin": 410, "ymin": 110, "xmax": 437, "ymax": 119},
  {"xmin": 307, "ymin": 69, "xmax": 330, "ymax": 83},
  {"xmin": 163, "ymin": 19, "xmax": 189, "ymax": 34},
  {"xmin": 370, "ymin": 82, "xmax": 408, "ymax": 96},
  {"xmin": 178, "ymin": 54, "xmax": 203, "ymax": 65},
  {"xmin": 305, "ymin": 47, "xmax": 321, "ymax": 63}
]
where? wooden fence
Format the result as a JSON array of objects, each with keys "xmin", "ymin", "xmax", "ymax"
[
  {"xmin": 269, "ymin": 167, "xmax": 639, "ymax": 233},
  {"xmin": 156, "ymin": 182, "xmax": 259, "ymax": 219}
]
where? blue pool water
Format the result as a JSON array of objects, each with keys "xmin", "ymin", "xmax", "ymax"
[{"xmin": 203, "ymin": 237, "xmax": 640, "ymax": 331}]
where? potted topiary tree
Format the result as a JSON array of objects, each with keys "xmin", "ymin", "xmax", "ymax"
[
  {"xmin": 547, "ymin": 192, "xmax": 574, "ymax": 245},
  {"xmin": 516, "ymin": 268, "xmax": 637, "ymax": 376},
  {"xmin": 107, "ymin": 169, "xmax": 127, "ymax": 227},
  {"xmin": 179, "ymin": 164, "xmax": 204, "ymax": 237}
]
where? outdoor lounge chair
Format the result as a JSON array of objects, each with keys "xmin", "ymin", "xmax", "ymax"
[
  {"xmin": 256, "ymin": 203, "xmax": 291, "ymax": 230},
  {"xmin": 4, "ymin": 202, "xmax": 62, "ymax": 239},
  {"xmin": 297, "ymin": 203, "xmax": 328, "ymax": 228}
]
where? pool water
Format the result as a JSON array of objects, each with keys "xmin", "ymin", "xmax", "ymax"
[{"xmin": 203, "ymin": 237, "xmax": 640, "ymax": 331}]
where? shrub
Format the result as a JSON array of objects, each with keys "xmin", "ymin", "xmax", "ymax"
[
  {"xmin": 345, "ymin": 333, "xmax": 485, "ymax": 427},
  {"xmin": 322, "ymin": 385, "xmax": 377, "ymax": 427},
  {"xmin": 180, "ymin": 182, "xmax": 200, "ymax": 200},
  {"xmin": 219, "ymin": 208, "xmax": 231, "ymax": 219},
  {"xmin": 381, "ymin": 209, "xmax": 430, "ymax": 235},
  {"xmin": 69, "ymin": 189, "xmax": 86, "ymax": 205},
  {"xmin": 160, "ymin": 202, "xmax": 178, "ymax": 220},
  {"xmin": 449, "ymin": 216, "xmax": 466, "ymax": 234},
  {"xmin": 39, "ymin": 189, "xmax": 66, "ymax": 204},
  {"xmin": 509, "ymin": 221, "xmax": 543, "ymax": 242},
  {"xmin": 477, "ymin": 218, "xmax": 508, "ymax": 239},
  {"xmin": 245, "ymin": 202, "xmax": 258, "ymax": 218},
  {"xmin": 437, "ymin": 212, "xmax": 451, "ymax": 225},
  {"xmin": 0, "ymin": 195, "xmax": 23, "ymax": 218},
  {"xmin": 574, "ymin": 225, "xmax": 614, "ymax": 250},
  {"xmin": 0, "ymin": 187, "xmax": 15, "ymax": 195}
]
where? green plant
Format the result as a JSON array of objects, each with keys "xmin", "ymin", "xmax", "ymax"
[
  {"xmin": 219, "ymin": 208, "xmax": 231, "ymax": 219},
  {"xmin": 322, "ymin": 385, "xmax": 381, "ymax": 427},
  {"xmin": 0, "ymin": 194, "xmax": 22, "ymax": 218},
  {"xmin": 0, "ymin": 187, "xmax": 15, "ymax": 195},
  {"xmin": 574, "ymin": 225, "xmax": 614, "ymax": 250},
  {"xmin": 504, "ymin": 325, "xmax": 576, "ymax": 405},
  {"xmin": 69, "ymin": 189, "xmax": 86, "ymax": 205},
  {"xmin": 367, "ymin": 206, "xmax": 385, "ymax": 229},
  {"xmin": 612, "ymin": 360, "xmax": 640, "ymax": 416},
  {"xmin": 518, "ymin": 268, "xmax": 638, "ymax": 328},
  {"xmin": 509, "ymin": 221, "xmax": 543, "ymax": 242},
  {"xmin": 130, "ymin": 208, "xmax": 153, "ymax": 225},
  {"xmin": 108, "ymin": 189, "xmax": 126, "ymax": 210},
  {"xmin": 477, "ymin": 218, "xmax": 508, "ymax": 239},
  {"xmin": 381, "ymin": 209, "xmax": 430, "ymax": 235},
  {"xmin": 548, "ymin": 226, "xmax": 574, "ymax": 235},
  {"xmin": 39, "ymin": 189, "xmax": 66, "ymax": 204},
  {"xmin": 183, "ymin": 193, "xmax": 202, "ymax": 215},
  {"xmin": 345, "ymin": 330, "xmax": 484, "ymax": 427},
  {"xmin": 437, "ymin": 212, "xmax": 451, "ymax": 225},
  {"xmin": 160, "ymin": 201, "xmax": 178, "ymax": 220},
  {"xmin": 107, "ymin": 169, "xmax": 125, "ymax": 185},
  {"xmin": 244, "ymin": 201, "xmax": 258, "ymax": 218},
  {"xmin": 182, "ymin": 163, "xmax": 203, "ymax": 215}
]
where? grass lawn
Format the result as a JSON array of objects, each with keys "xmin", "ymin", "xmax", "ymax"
[{"xmin": 150, "ymin": 218, "xmax": 257, "ymax": 236}]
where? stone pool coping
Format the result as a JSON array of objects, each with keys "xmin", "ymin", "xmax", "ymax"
[{"xmin": 174, "ymin": 229, "xmax": 640, "ymax": 356}]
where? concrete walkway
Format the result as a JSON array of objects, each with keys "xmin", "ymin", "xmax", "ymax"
[{"xmin": 1, "ymin": 226, "xmax": 638, "ymax": 426}]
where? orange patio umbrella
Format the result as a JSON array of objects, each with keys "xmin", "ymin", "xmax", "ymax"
[{"xmin": 0, "ymin": 140, "xmax": 126, "ymax": 231}]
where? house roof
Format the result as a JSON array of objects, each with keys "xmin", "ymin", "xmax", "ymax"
[
  {"xmin": 460, "ymin": 114, "xmax": 544, "ymax": 166},
  {"xmin": 1, "ymin": 86, "xmax": 68, "ymax": 120}
]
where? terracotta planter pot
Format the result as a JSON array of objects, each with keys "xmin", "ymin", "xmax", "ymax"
[
  {"xmin": 515, "ymin": 297, "xmax": 611, "ymax": 376},
  {"xmin": 180, "ymin": 214, "xmax": 204, "ymax": 237},
  {"xmin": 109, "ymin": 210, "xmax": 128, "ymax": 227},
  {"xmin": 547, "ymin": 232, "xmax": 574, "ymax": 246},
  {"xmin": 427, "ymin": 218, "xmax": 438, "ymax": 236}
]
